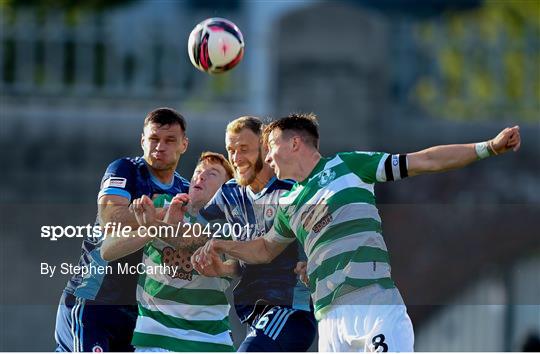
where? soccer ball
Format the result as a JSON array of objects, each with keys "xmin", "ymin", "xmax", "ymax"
[{"xmin": 188, "ymin": 18, "xmax": 245, "ymax": 74}]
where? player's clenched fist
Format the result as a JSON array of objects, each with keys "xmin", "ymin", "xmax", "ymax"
[
  {"xmin": 490, "ymin": 125, "xmax": 521, "ymax": 154},
  {"xmin": 191, "ymin": 239, "xmax": 222, "ymax": 270},
  {"xmin": 163, "ymin": 193, "xmax": 190, "ymax": 224},
  {"xmin": 132, "ymin": 195, "xmax": 157, "ymax": 227}
]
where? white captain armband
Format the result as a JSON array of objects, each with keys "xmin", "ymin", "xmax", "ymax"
[{"xmin": 384, "ymin": 154, "xmax": 408, "ymax": 181}]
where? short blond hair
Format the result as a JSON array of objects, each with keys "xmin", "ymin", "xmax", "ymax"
[{"xmin": 226, "ymin": 116, "xmax": 263, "ymax": 136}]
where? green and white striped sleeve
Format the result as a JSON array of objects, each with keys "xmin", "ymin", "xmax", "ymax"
[{"xmin": 339, "ymin": 151, "xmax": 409, "ymax": 183}]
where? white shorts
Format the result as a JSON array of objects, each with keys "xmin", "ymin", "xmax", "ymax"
[{"xmin": 318, "ymin": 285, "xmax": 414, "ymax": 352}]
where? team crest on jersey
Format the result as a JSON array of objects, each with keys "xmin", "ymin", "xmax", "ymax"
[
  {"xmin": 264, "ymin": 205, "xmax": 276, "ymax": 221},
  {"xmin": 162, "ymin": 247, "xmax": 193, "ymax": 281},
  {"xmin": 92, "ymin": 345, "xmax": 103, "ymax": 352},
  {"xmin": 318, "ymin": 169, "xmax": 336, "ymax": 187}
]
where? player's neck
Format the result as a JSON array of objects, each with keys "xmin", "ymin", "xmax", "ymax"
[
  {"xmin": 147, "ymin": 165, "xmax": 175, "ymax": 185},
  {"xmin": 248, "ymin": 165, "xmax": 274, "ymax": 193},
  {"xmin": 295, "ymin": 151, "xmax": 322, "ymax": 183},
  {"xmin": 187, "ymin": 204, "xmax": 202, "ymax": 216}
]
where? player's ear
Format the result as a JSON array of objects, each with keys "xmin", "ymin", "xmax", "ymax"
[
  {"xmin": 140, "ymin": 133, "xmax": 145, "ymax": 150},
  {"xmin": 181, "ymin": 136, "xmax": 189, "ymax": 154},
  {"xmin": 292, "ymin": 136, "xmax": 301, "ymax": 152}
]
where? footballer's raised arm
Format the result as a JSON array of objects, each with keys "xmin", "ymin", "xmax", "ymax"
[{"xmin": 407, "ymin": 125, "xmax": 521, "ymax": 177}]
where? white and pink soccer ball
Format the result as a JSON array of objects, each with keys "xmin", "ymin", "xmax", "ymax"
[{"xmin": 188, "ymin": 18, "xmax": 245, "ymax": 74}]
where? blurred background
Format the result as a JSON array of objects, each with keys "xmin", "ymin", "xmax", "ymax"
[{"xmin": 0, "ymin": 0, "xmax": 539, "ymax": 351}]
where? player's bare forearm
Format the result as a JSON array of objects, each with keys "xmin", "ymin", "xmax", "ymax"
[
  {"xmin": 100, "ymin": 221, "xmax": 208, "ymax": 261},
  {"xmin": 98, "ymin": 195, "xmax": 140, "ymax": 228},
  {"xmin": 407, "ymin": 144, "xmax": 478, "ymax": 176},
  {"xmin": 216, "ymin": 237, "xmax": 286, "ymax": 264},
  {"xmin": 100, "ymin": 231, "xmax": 149, "ymax": 261},
  {"xmin": 407, "ymin": 125, "xmax": 521, "ymax": 177}
]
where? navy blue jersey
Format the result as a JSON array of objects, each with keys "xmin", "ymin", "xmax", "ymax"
[
  {"xmin": 200, "ymin": 176, "xmax": 311, "ymax": 322},
  {"xmin": 64, "ymin": 156, "xmax": 190, "ymax": 305}
]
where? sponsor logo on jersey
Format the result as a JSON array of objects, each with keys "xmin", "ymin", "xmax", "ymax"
[
  {"xmin": 102, "ymin": 177, "xmax": 127, "ymax": 189},
  {"xmin": 301, "ymin": 199, "xmax": 329, "ymax": 232},
  {"xmin": 162, "ymin": 247, "xmax": 193, "ymax": 281},
  {"xmin": 392, "ymin": 155, "xmax": 399, "ymax": 166},
  {"xmin": 313, "ymin": 213, "xmax": 333, "ymax": 233},
  {"xmin": 318, "ymin": 169, "xmax": 336, "ymax": 187}
]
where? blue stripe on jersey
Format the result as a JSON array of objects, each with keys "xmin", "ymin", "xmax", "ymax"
[{"xmin": 98, "ymin": 187, "xmax": 132, "ymax": 201}]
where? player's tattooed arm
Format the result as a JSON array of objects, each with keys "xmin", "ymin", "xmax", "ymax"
[{"xmin": 407, "ymin": 125, "xmax": 520, "ymax": 177}]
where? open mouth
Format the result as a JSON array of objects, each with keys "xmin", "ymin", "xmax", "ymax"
[{"xmin": 192, "ymin": 185, "xmax": 203, "ymax": 191}]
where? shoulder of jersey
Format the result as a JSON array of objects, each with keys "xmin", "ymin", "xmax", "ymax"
[
  {"xmin": 173, "ymin": 171, "xmax": 190, "ymax": 184},
  {"xmin": 108, "ymin": 156, "xmax": 145, "ymax": 170},
  {"xmin": 272, "ymin": 178, "xmax": 296, "ymax": 191},
  {"xmin": 223, "ymin": 178, "xmax": 239, "ymax": 187},
  {"xmin": 173, "ymin": 172, "xmax": 190, "ymax": 191}
]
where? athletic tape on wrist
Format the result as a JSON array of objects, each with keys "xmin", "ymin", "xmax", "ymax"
[{"xmin": 475, "ymin": 141, "xmax": 490, "ymax": 159}]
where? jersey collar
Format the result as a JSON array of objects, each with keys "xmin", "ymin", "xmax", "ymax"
[
  {"xmin": 299, "ymin": 157, "xmax": 328, "ymax": 185},
  {"xmin": 246, "ymin": 176, "xmax": 278, "ymax": 200},
  {"xmin": 144, "ymin": 160, "xmax": 175, "ymax": 189}
]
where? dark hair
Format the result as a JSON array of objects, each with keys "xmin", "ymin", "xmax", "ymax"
[
  {"xmin": 198, "ymin": 151, "xmax": 234, "ymax": 180},
  {"xmin": 144, "ymin": 107, "xmax": 186, "ymax": 132},
  {"xmin": 263, "ymin": 113, "xmax": 319, "ymax": 149},
  {"xmin": 226, "ymin": 116, "xmax": 263, "ymax": 136}
]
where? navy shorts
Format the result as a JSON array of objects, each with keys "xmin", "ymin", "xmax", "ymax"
[
  {"xmin": 238, "ymin": 306, "xmax": 317, "ymax": 352},
  {"xmin": 54, "ymin": 292, "xmax": 137, "ymax": 352}
]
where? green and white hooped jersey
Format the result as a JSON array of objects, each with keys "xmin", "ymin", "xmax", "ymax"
[
  {"xmin": 132, "ymin": 195, "xmax": 234, "ymax": 352},
  {"xmin": 267, "ymin": 151, "xmax": 408, "ymax": 320}
]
